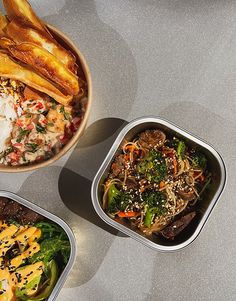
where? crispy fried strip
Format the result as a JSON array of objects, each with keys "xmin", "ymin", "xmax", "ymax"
[
  {"xmin": 0, "ymin": 36, "xmax": 15, "ymax": 48},
  {"xmin": 6, "ymin": 42, "xmax": 79, "ymax": 95},
  {"xmin": 0, "ymin": 12, "xmax": 8, "ymax": 36},
  {"xmin": 3, "ymin": 0, "xmax": 50, "ymax": 35},
  {"xmin": 0, "ymin": 51, "xmax": 73, "ymax": 105},
  {"xmin": 5, "ymin": 18, "xmax": 77, "ymax": 73}
]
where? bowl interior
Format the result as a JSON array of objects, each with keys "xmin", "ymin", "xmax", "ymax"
[
  {"xmin": 0, "ymin": 25, "xmax": 92, "ymax": 172},
  {"xmin": 95, "ymin": 119, "xmax": 226, "ymax": 248}
]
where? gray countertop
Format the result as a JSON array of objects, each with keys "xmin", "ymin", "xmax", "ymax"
[{"xmin": 0, "ymin": 0, "xmax": 236, "ymax": 300}]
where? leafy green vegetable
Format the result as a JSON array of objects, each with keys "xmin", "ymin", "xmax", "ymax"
[
  {"xmin": 30, "ymin": 222, "xmax": 70, "ymax": 267},
  {"xmin": 107, "ymin": 184, "xmax": 130, "ymax": 214},
  {"xmin": 191, "ymin": 152, "xmax": 207, "ymax": 170},
  {"xmin": 16, "ymin": 129, "xmax": 30, "ymax": 143},
  {"xmin": 60, "ymin": 105, "xmax": 71, "ymax": 121},
  {"xmin": 177, "ymin": 140, "xmax": 186, "ymax": 159},
  {"xmin": 137, "ymin": 150, "xmax": 167, "ymax": 183},
  {"xmin": 142, "ymin": 191, "xmax": 167, "ymax": 228},
  {"xmin": 36, "ymin": 124, "xmax": 46, "ymax": 133},
  {"xmin": 25, "ymin": 143, "xmax": 38, "ymax": 153},
  {"xmin": 30, "ymin": 238, "xmax": 70, "ymax": 266}
]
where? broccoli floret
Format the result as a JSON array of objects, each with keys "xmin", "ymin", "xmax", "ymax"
[
  {"xmin": 191, "ymin": 152, "xmax": 207, "ymax": 170},
  {"xmin": 142, "ymin": 190, "xmax": 167, "ymax": 227},
  {"xmin": 137, "ymin": 150, "xmax": 167, "ymax": 183},
  {"xmin": 177, "ymin": 140, "xmax": 186, "ymax": 159},
  {"xmin": 107, "ymin": 184, "xmax": 130, "ymax": 214}
]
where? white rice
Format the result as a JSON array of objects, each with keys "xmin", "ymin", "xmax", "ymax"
[{"xmin": 0, "ymin": 93, "xmax": 17, "ymax": 153}]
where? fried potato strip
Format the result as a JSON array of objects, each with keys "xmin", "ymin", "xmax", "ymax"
[
  {"xmin": 3, "ymin": 0, "xmax": 49, "ymax": 35},
  {"xmin": 0, "ymin": 12, "xmax": 8, "ymax": 36},
  {"xmin": 5, "ymin": 19, "xmax": 77, "ymax": 73},
  {"xmin": 0, "ymin": 51, "xmax": 73, "ymax": 105},
  {"xmin": 5, "ymin": 42, "xmax": 79, "ymax": 95}
]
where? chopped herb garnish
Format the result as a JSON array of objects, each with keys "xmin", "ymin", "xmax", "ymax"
[
  {"xmin": 25, "ymin": 143, "xmax": 38, "ymax": 153},
  {"xmin": 16, "ymin": 129, "xmax": 30, "ymax": 143},
  {"xmin": 36, "ymin": 124, "xmax": 46, "ymax": 133},
  {"xmin": 60, "ymin": 105, "xmax": 71, "ymax": 121},
  {"xmin": 51, "ymin": 99, "xmax": 57, "ymax": 109}
]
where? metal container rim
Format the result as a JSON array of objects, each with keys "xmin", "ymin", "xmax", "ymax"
[
  {"xmin": 0, "ymin": 190, "xmax": 77, "ymax": 300},
  {"xmin": 91, "ymin": 116, "xmax": 227, "ymax": 252}
]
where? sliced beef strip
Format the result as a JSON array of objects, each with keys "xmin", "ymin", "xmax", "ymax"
[
  {"xmin": 0, "ymin": 197, "xmax": 8, "ymax": 215},
  {"xmin": 0, "ymin": 197, "xmax": 44, "ymax": 225},
  {"xmin": 111, "ymin": 154, "xmax": 126, "ymax": 177},
  {"xmin": 18, "ymin": 208, "xmax": 43, "ymax": 225},
  {"xmin": 3, "ymin": 201, "xmax": 23, "ymax": 217},
  {"xmin": 160, "ymin": 211, "xmax": 196, "ymax": 240}
]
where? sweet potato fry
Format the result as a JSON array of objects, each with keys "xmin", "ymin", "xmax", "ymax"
[
  {"xmin": 5, "ymin": 19, "xmax": 77, "ymax": 73},
  {"xmin": 0, "ymin": 51, "xmax": 73, "ymax": 106},
  {"xmin": 0, "ymin": 37, "xmax": 15, "ymax": 48},
  {"xmin": 0, "ymin": 12, "xmax": 8, "ymax": 36},
  {"xmin": 3, "ymin": 0, "xmax": 50, "ymax": 35},
  {"xmin": 6, "ymin": 42, "xmax": 79, "ymax": 95}
]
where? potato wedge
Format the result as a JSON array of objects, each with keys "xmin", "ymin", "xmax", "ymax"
[
  {"xmin": 3, "ymin": 0, "xmax": 49, "ymax": 35},
  {"xmin": 5, "ymin": 19, "xmax": 77, "ymax": 73},
  {"xmin": 0, "ymin": 51, "xmax": 73, "ymax": 106},
  {"xmin": 0, "ymin": 36, "xmax": 15, "ymax": 48},
  {"xmin": 6, "ymin": 43, "xmax": 79, "ymax": 95},
  {"xmin": 0, "ymin": 12, "xmax": 8, "ymax": 36}
]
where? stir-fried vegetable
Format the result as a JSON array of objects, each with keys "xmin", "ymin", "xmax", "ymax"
[
  {"xmin": 103, "ymin": 129, "xmax": 211, "ymax": 239},
  {"xmin": 137, "ymin": 150, "xmax": 167, "ymax": 183},
  {"xmin": 191, "ymin": 152, "xmax": 207, "ymax": 170},
  {"xmin": 30, "ymin": 222, "xmax": 70, "ymax": 266},
  {"xmin": 142, "ymin": 191, "xmax": 167, "ymax": 227},
  {"xmin": 107, "ymin": 184, "xmax": 130, "ymax": 214}
]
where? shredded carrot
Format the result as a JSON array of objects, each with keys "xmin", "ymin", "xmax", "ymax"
[
  {"xmin": 159, "ymin": 181, "xmax": 165, "ymax": 188},
  {"xmin": 118, "ymin": 211, "xmax": 137, "ymax": 218},
  {"xmin": 173, "ymin": 158, "xmax": 177, "ymax": 175}
]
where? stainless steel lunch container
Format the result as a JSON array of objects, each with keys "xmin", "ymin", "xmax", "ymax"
[
  {"xmin": 91, "ymin": 116, "xmax": 226, "ymax": 251},
  {"xmin": 0, "ymin": 190, "xmax": 76, "ymax": 301}
]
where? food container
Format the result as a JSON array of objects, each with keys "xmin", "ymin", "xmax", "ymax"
[
  {"xmin": 0, "ymin": 190, "xmax": 76, "ymax": 300},
  {"xmin": 0, "ymin": 24, "xmax": 92, "ymax": 173},
  {"xmin": 91, "ymin": 116, "xmax": 226, "ymax": 251}
]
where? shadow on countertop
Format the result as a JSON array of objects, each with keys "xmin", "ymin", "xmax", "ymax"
[{"xmin": 58, "ymin": 117, "xmax": 128, "ymax": 236}]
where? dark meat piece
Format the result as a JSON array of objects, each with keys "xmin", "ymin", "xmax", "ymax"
[
  {"xmin": 160, "ymin": 211, "xmax": 196, "ymax": 240},
  {"xmin": 125, "ymin": 178, "xmax": 138, "ymax": 190},
  {"xmin": 111, "ymin": 154, "xmax": 126, "ymax": 177},
  {"xmin": 177, "ymin": 190, "xmax": 196, "ymax": 201},
  {"xmin": 3, "ymin": 201, "xmax": 23, "ymax": 217},
  {"xmin": 0, "ymin": 197, "xmax": 8, "ymax": 215},
  {"xmin": 138, "ymin": 130, "xmax": 166, "ymax": 150},
  {"xmin": 18, "ymin": 208, "xmax": 43, "ymax": 225}
]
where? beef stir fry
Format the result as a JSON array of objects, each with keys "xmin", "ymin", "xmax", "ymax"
[{"xmin": 102, "ymin": 129, "xmax": 211, "ymax": 240}]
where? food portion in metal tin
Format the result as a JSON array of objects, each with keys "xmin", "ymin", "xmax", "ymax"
[
  {"xmin": 0, "ymin": 196, "xmax": 71, "ymax": 301},
  {"xmin": 0, "ymin": 0, "xmax": 88, "ymax": 167},
  {"xmin": 102, "ymin": 129, "xmax": 211, "ymax": 240}
]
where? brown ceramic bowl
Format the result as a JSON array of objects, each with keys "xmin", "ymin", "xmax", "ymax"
[{"xmin": 0, "ymin": 24, "xmax": 92, "ymax": 173}]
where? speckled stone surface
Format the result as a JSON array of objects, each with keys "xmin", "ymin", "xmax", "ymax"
[{"xmin": 0, "ymin": 0, "xmax": 235, "ymax": 300}]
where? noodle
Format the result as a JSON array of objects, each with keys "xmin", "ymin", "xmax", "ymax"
[{"xmin": 102, "ymin": 129, "xmax": 210, "ymax": 239}]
